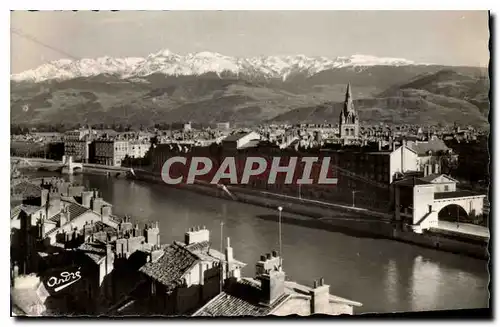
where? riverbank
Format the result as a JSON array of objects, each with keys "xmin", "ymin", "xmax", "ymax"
[
  {"xmin": 13, "ymin": 157, "xmax": 488, "ymax": 259},
  {"xmin": 127, "ymin": 169, "xmax": 489, "ymax": 260}
]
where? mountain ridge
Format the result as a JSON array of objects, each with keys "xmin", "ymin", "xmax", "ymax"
[
  {"xmin": 11, "ymin": 49, "xmax": 427, "ymax": 83},
  {"xmin": 10, "ymin": 61, "xmax": 489, "ymax": 127}
]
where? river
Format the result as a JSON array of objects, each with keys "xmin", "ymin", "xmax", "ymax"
[{"xmin": 31, "ymin": 172, "xmax": 490, "ymax": 314}]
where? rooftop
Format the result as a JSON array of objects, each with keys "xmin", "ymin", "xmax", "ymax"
[
  {"xmin": 139, "ymin": 243, "xmax": 199, "ymax": 290},
  {"xmin": 434, "ymin": 190, "xmax": 484, "ymax": 199},
  {"xmin": 177, "ymin": 240, "xmax": 246, "ymax": 268},
  {"xmin": 48, "ymin": 202, "xmax": 90, "ymax": 224},
  {"xmin": 408, "ymin": 139, "xmax": 450, "ymax": 156},
  {"xmin": 193, "ymin": 278, "xmax": 289, "ymax": 317},
  {"xmin": 193, "ymin": 277, "xmax": 362, "ymax": 317},
  {"xmin": 77, "ymin": 242, "xmax": 108, "ymax": 264},
  {"xmin": 223, "ymin": 132, "xmax": 256, "ymax": 142},
  {"xmin": 11, "ymin": 181, "xmax": 42, "ymax": 199}
]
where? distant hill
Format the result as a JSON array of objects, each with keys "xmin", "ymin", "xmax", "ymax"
[
  {"xmin": 270, "ymin": 68, "xmax": 490, "ymax": 127},
  {"xmin": 10, "ymin": 63, "xmax": 489, "ymax": 127}
]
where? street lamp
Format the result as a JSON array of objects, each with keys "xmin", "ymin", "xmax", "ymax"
[{"xmin": 278, "ymin": 206, "xmax": 283, "ymax": 266}]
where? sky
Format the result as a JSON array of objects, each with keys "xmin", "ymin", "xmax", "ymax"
[{"xmin": 10, "ymin": 11, "xmax": 490, "ymax": 73}]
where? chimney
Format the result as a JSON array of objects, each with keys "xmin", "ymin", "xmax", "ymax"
[
  {"xmin": 101, "ymin": 206, "xmax": 111, "ymax": 221},
  {"xmin": 225, "ymin": 237, "xmax": 233, "ymax": 263},
  {"xmin": 91, "ymin": 196, "xmax": 103, "ymax": 213},
  {"xmin": 434, "ymin": 163, "xmax": 440, "ymax": 175},
  {"xmin": 41, "ymin": 189, "xmax": 49, "ymax": 206},
  {"xmin": 59, "ymin": 206, "xmax": 69, "ymax": 227},
  {"xmin": 310, "ymin": 278, "xmax": 330, "ymax": 314},
  {"xmin": 82, "ymin": 191, "xmax": 92, "ymax": 208},
  {"xmin": 259, "ymin": 267, "xmax": 286, "ymax": 306},
  {"xmin": 255, "ymin": 251, "xmax": 281, "ymax": 277},
  {"xmin": 184, "ymin": 226, "xmax": 210, "ymax": 245},
  {"xmin": 106, "ymin": 243, "xmax": 113, "ymax": 256}
]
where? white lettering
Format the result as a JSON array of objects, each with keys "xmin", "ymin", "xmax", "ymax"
[
  {"xmin": 318, "ymin": 157, "xmax": 338, "ymax": 184},
  {"xmin": 46, "ymin": 268, "xmax": 82, "ymax": 292},
  {"xmin": 297, "ymin": 157, "xmax": 318, "ymax": 185},
  {"xmin": 268, "ymin": 157, "xmax": 297, "ymax": 185},
  {"xmin": 240, "ymin": 157, "xmax": 268, "ymax": 184},
  {"xmin": 47, "ymin": 277, "xmax": 58, "ymax": 288},
  {"xmin": 187, "ymin": 157, "xmax": 213, "ymax": 184},
  {"xmin": 211, "ymin": 157, "xmax": 238, "ymax": 184},
  {"xmin": 161, "ymin": 156, "xmax": 187, "ymax": 185}
]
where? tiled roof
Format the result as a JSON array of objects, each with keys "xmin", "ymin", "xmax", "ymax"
[
  {"xmin": 395, "ymin": 174, "xmax": 459, "ymax": 187},
  {"xmin": 184, "ymin": 240, "xmax": 211, "ymax": 253},
  {"xmin": 139, "ymin": 243, "xmax": 199, "ymax": 290},
  {"xmin": 21, "ymin": 205, "xmax": 42, "ymax": 215},
  {"xmin": 434, "ymin": 190, "xmax": 483, "ymax": 199},
  {"xmin": 393, "ymin": 177, "xmax": 431, "ymax": 186},
  {"xmin": 193, "ymin": 278, "xmax": 289, "ymax": 317},
  {"xmin": 11, "ymin": 205, "xmax": 22, "ymax": 219},
  {"xmin": 48, "ymin": 203, "xmax": 89, "ymax": 224},
  {"xmin": 11, "ymin": 181, "xmax": 42, "ymax": 199},
  {"xmin": 179, "ymin": 241, "xmax": 246, "ymax": 268},
  {"xmin": 223, "ymin": 132, "xmax": 253, "ymax": 142},
  {"xmin": 11, "ymin": 204, "xmax": 43, "ymax": 220},
  {"xmin": 93, "ymin": 221, "xmax": 118, "ymax": 235},
  {"xmin": 408, "ymin": 139, "xmax": 450, "ymax": 156},
  {"xmin": 77, "ymin": 242, "xmax": 108, "ymax": 264},
  {"xmin": 419, "ymin": 174, "xmax": 458, "ymax": 183}
]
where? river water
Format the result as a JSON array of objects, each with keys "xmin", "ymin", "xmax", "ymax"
[{"xmin": 32, "ymin": 172, "xmax": 489, "ymax": 313}]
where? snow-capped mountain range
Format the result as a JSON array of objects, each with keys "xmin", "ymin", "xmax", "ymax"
[{"xmin": 11, "ymin": 49, "xmax": 426, "ymax": 83}]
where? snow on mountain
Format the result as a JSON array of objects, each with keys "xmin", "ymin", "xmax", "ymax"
[{"xmin": 11, "ymin": 49, "xmax": 424, "ymax": 83}]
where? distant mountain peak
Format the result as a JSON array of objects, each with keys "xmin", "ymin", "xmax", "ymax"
[{"xmin": 11, "ymin": 49, "xmax": 428, "ymax": 83}]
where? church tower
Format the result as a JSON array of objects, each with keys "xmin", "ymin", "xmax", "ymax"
[{"xmin": 339, "ymin": 83, "xmax": 359, "ymax": 141}]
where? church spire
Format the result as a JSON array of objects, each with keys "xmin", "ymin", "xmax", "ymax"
[
  {"xmin": 343, "ymin": 83, "xmax": 355, "ymax": 115},
  {"xmin": 345, "ymin": 83, "xmax": 352, "ymax": 102}
]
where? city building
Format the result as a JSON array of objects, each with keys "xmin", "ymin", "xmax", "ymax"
[
  {"xmin": 393, "ymin": 167, "xmax": 487, "ymax": 233},
  {"xmin": 216, "ymin": 122, "xmax": 230, "ymax": 130},
  {"xmin": 406, "ymin": 138, "xmax": 454, "ymax": 171},
  {"xmin": 129, "ymin": 140, "xmax": 151, "ymax": 159},
  {"xmin": 171, "ymin": 122, "xmax": 192, "ymax": 132},
  {"xmin": 63, "ymin": 128, "xmax": 95, "ymax": 163},
  {"xmin": 193, "ymin": 251, "xmax": 361, "ymax": 316},
  {"xmin": 94, "ymin": 139, "xmax": 130, "ymax": 166},
  {"xmin": 10, "ymin": 178, "xmax": 162, "ymax": 314},
  {"xmin": 222, "ymin": 131, "xmax": 261, "ymax": 150},
  {"xmin": 120, "ymin": 228, "xmax": 245, "ymax": 315}
]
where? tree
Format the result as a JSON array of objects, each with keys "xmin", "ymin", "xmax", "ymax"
[{"xmin": 440, "ymin": 153, "xmax": 458, "ymax": 176}]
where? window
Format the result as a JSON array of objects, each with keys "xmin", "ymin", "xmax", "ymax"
[{"xmin": 444, "ymin": 185, "xmax": 449, "ymax": 191}]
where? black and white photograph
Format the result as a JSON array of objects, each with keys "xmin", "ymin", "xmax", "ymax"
[{"xmin": 9, "ymin": 10, "xmax": 491, "ymax": 317}]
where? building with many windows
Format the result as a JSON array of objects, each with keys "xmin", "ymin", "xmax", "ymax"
[
  {"xmin": 63, "ymin": 128, "xmax": 95, "ymax": 163},
  {"xmin": 93, "ymin": 139, "xmax": 130, "ymax": 167},
  {"xmin": 129, "ymin": 140, "xmax": 151, "ymax": 159}
]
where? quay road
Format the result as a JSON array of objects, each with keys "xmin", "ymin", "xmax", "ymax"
[{"xmin": 25, "ymin": 171, "xmax": 490, "ymax": 314}]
